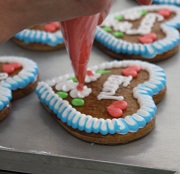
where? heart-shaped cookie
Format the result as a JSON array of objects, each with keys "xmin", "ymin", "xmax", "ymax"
[
  {"xmin": 95, "ymin": 5, "xmax": 180, "ymax": 62},
  {"xmin": 36, "ymin": 60, "xmax": 167, "ymax": 144},
  {"xmin": 12, "ymin": 22, "xmax": 64, "ymax": 51},
  {"xmin": 0, "ymin": 56, "xmax": 39, "ymax": 121}
]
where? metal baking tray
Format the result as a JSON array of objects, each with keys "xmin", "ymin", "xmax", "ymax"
[{"xmin": 0, "ymin": 0, "xmax": 179, "ymax": 173}]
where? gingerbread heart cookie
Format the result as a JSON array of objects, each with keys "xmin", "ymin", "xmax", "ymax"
[
  {"xmin": 36, "ymin": 60, "xmax": 166, "ymax": 144},
  {"xmin": 95, "ymin": 5, "xmax": 180, "ymax": 62},
  {"xmin": 12, "ymin": 22, "xmax": 64, "ymax": 51},
  {"xmin": 0, "ymin": 56, "xmax": 38, "ymax": 121}
]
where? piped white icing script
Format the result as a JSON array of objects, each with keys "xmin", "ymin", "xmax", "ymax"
[
  {"xmin": 97, "ymin": 75, "xmax": 132, "ymax": 100},
  {"xmin": 36, "ymin": 60, "xmax": 167, "ymax": 135},
  {"xmin": 95, "ymin": 5, "xmax": 180, "ymax": 59},
  {"xmin": 103, "ymin": 12, "xmax": 164, "ymax": 35}
]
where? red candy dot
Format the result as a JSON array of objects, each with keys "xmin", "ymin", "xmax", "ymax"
[
  {"xmin": 2, "ymin": 65, "xmax": 15, "ymax": 74},
  {"xmin": 158, "ymin": 8, "xmax": 171, "ymax": 18},
  {"xmin": 10, "ymin": 62, "xmax": 22, "ymax": 69},
  {"xmin": 107, "ymin": 100, "xmax": 128, "ymax": 118},
  {"xmin": 145, "ymin": 33, "xmax": 157, "ymax": 41},
  {"xmin": 107, "ymin": 107, "xmax": 123, "ymax": 118},
  {"xmin": 2, "ymin": 62, "xmax": 22, "ymax": 74},
  {"xmin": 122, "ymin": 66, "xmax": 141, "ymax": 78},
  {"xmin": 110, "ymin": 100, "xmax": 128, "ymax": 111},
  {"xmin": 44, "ymin": 22, "xmax": 60, "ymax": 32},
  {"xmin": 87, "ymin": 70, "xmax": 94, "ymax": 76},
  {"xmin": 77, "ymin": 85, "xmax": 84, "ymax": 91},
  {"xmin": 139, "ymin": 33, "xmax": 157, "ymax": 44}
]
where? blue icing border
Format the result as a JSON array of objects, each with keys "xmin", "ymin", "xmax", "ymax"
[
  {"xmin": 36, "ymin": 60, "xmax": 167, "ymax": 135},
  {"xmin": 0, "ymin": 86, "xmax": 12, "ymax": 111},
  {"xmin": 95, "ymin": 5, "xmax": 180, "ymax": 59},
  {"xmin": 0, "ymin": 56, "xmax": 39, "ymax": 111},
  {"xmin": 153, "ymin": 0, "xmax": 180, "ymax": 6},
  {"xmin": 14, "ymin": 29, "xmax": 64, "ymax": 46}
]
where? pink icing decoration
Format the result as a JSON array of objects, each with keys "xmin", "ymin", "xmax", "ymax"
[
  {"xmin": 139, "ymin": 33, "xmax": 157, "ymax": 44},
  {"xmin": 2, "ymin": 62, "xmax": 22, "ymax": 74},
  {"xmin": 122, "ymin": 66, "xmax": 141, "ymax": 78},
  {"xmin": 158, "ymin": 8, "xmax": 172, "ymax": 18},
  {"xmin": 107, "ymin": 100, "xmax": 128, "ymax": 118},
  {"xmin": 44, "ymin": 22, "xmax": 60, "ymax": 32}
]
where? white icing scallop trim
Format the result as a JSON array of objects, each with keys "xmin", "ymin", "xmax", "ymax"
[
  {"xmin": 153, "ymin": 0, "xmax": 180, "ymax": 5},
  {"xmin": 36, "ymin": 60, "xmax": 166, "ymax": 135},
  {"xmin": 0, "ymin": 85, "xmax": 12, "ymax": 111},
  {"xmin": 0, "ymin": 56, "xmax": 38, "ymax": 90},
  {"xmin": 14, "ymin": 29, "xmax": 64, "ymax": 46},
  {"xmin": 95, "ymin": 5, "xmax": 180, "ymax": 59}
]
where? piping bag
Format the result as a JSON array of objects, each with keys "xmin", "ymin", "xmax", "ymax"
[
  {"xmin": 60, "ymin": 0, "xmax": 151, "ymax": 91},
  {"xmin": 60, "ymin": 14, "xmax": 100, "ymax": 91}
]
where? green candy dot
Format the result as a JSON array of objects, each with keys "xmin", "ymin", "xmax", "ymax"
[
  {"xmin": 113, "ymin": 31, "xmax": 124, "ymax": 38},
  {"xmin": 57, "ymin": 91, "xmax": 68, "ymax": 99},
  {"xmin": 96, "ymin": 70, "xmax": 110, "ymax": 75},
  {"xmin": 68, "ymin": 77, "xmax": 78, "ymax": 82},
  {"xmin": 138, "ymin": 10, "xmax": 148, "ymax": 16},
  {"xmin": 72, "ymin": 98, "xmax": 84, "ymax": 107},
  {"xmin": 114, "ymin": 15, "xmax": 123, "ymax": 21},
  {"xmin": 103, "ymin": 27, "xmax": 112, "ymax": 33}
]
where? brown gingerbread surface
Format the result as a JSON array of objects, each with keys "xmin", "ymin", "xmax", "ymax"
[
  {"xmin": 11, "ymin": 23, "xmax": 65, "ymax": 51},
  {"xmin": 42, "ymin": 68, "xmax": 167, "ymax": 144},
  {"xmin": 0, "ymin": 62, "xmax": 39, "ymax": 100},
  {"xmin": 96, "ymin": 10, "xmax": 179, "ymax": 62}
]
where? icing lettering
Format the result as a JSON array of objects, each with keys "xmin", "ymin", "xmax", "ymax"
[{"xmin": 97, "ymin": 75, "xmax": 132, "ymax": 100}]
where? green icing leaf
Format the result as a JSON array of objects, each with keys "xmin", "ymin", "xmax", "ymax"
[
  {"xmin": 137, "ymin": 10, "xmax": 148, "ymax": 16},
  {"xmin": 57, "ymin": 91, "xmax": 68, "ymax": 99},
  {"xmin": 113, "ymin": 31, "xmax": 124, "ymax": 38},
  {"xmin": 114, "ymin": 15, "xmax": 123, "ymax": 21},
  {"xmin": 102, "ymin": 27, "xmax": 112, "ymax": 33},
  {"xmin": 72, "ymin": 98, "xmax": 84, "ymax": 107},
  {"xmin": 68, "ymin": 77, "xmax": 78, "ymax": 82},
  {"xmin": 96, "ymin": 70, "xmax": 110, "ymax": 75}
]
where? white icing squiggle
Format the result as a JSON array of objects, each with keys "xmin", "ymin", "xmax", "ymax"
[
  {"xmin": 97, "ymin": 75, "xmax": 132, "ymax": 100},
  {"xmin": 126, "ymin": 13, "xmax": 164, "ymax": 35},
  {"xmin": 96, "ymin": 5, "xmax": 180, "ymax": 59}
]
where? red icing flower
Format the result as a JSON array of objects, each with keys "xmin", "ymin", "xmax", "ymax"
[
  {"xmin": 139, "ymin": 33, "xmax": 157, "ymax": 44},
  {"xmin": 107, "ymin": 100, "xmax": 128, "ymax": 118},
  {"xmin": 44, "ymin": 22, "xmax": 60, "ymax": 32},
  {"xmin": 122, "ymin": 66, "xmax": 141, "ymax": 78},
  {"xmin": 158, "ymin": 8, "xmax": 172, "ymax": 18},
  {"xmin": 2, "ymin": 62, "xmax": 22, "ymax": 74}
]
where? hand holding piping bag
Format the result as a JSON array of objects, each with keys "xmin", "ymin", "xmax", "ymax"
[
  {"xmin": 60, "ymin": 0, "xmax": 114, "ymax": 90},
  {"xmin": 60, "ymin": 0, "xmax": 152, "ymax": 91}
]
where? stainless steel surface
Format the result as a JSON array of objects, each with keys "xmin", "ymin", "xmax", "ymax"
[{"xmin": 0, "ymin": 0, "xmax": 180, "ymax": 174}]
